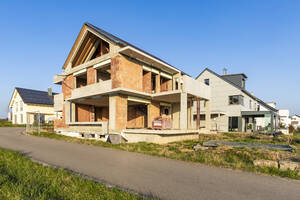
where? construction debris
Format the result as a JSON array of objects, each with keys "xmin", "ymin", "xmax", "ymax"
[
  {"xmin": 279, "ymin": 161, "xmax": 300, "ymax": 171},
  {"xmin": 254, "ymin": 159, "xmax": 300, "ymax": 171},
  {"xmin": 193, "ymin": 144, "xmax": 209, "ymax": 151},
  {"xmin": 253, "ymin": 159, "xmax": 278, "ymax": 168}
]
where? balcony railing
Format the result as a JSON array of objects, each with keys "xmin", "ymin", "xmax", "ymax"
[{"xmin": 70, "ymin": 80, "xmax": 112, "ymax": 100}]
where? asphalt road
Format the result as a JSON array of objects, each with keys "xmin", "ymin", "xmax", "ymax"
[{"xmin": 0, "ymin": 127, "xmax": 299, "ymax": 200}]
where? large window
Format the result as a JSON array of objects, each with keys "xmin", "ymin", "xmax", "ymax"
[{"xmin": 229, "ymin": 95, "xmax": 244, "ymax": 105}]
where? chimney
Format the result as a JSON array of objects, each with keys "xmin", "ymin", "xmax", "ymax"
[
  {"xmin": 222, "ymin": 68, "xmax": 227, "ymax": 75},
  {"xmin": 48, "ymin": 88, "xmax": 53, "ymax": 96}
]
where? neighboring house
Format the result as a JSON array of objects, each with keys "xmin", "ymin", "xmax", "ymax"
[
  {"xmin": 278, "ymin": 109, "xmax": 291, "ymax": 128},
  {"xmin": 53, "ymin": 23, "xmax": 210, "ymax": 143},
  {"xmin": 291, "ymin": 115, "xmax": 300, "ymax": 129},
  {"xmin": 195, "ymin": 68, "xmax": 279, "ymax": 133},
  {"xmin": 7, "ymin": 112, "xmax": 12, "ymax": 122},
  {"xmin": 8, "ymin": 88, "xmax": 57, "ymax": 124}
]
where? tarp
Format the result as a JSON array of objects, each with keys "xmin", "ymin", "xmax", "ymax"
[{"xmin": 203, "ymin": 141, "xmax": 294, "ymax": 152}]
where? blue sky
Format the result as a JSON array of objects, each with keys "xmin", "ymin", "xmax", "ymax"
[{"xmin": 0, "ymin": 0, "xmax": 299, "ymax": 118}]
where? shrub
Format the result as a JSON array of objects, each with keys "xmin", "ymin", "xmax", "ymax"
[{"xmin": 289, "ymin": 125, "xmax": 295, "ymax": 134}]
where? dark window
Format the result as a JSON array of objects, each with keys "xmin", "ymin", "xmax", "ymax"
[
  {"xmin": 160, "ymin": 106, "xmax": 170, "ymax": 116},
  {"xmin": 229, "ymin": 117, "xmax": 239, "ymax": 132},
  {"xmin": 229, "ymin": 95, "xmax": 244, "ymax": 105},
  {"xmin": 175, "ymin": 79, "xmax": 179, "ymax": 90},
  {"xmin": 193, "ymin": 114, "xmax": 206, "ymax": 121},
  {"xmin": 76, "ymin": 73, "xmax": 87, "ymax": 88},
  {"xmin": 96, "ymin": 65, "xmax": 111, "ymax": 83},
  {"xmin": 204, "ymin": 79, "xmax": 210, "ymax": 85},
  {"xmin": 151, "ymin": 74, "xmax": 156, "ymax": 92},
  {"xmin": 34, "ymin": 114, "xmax": 45, "ymax": 124}
]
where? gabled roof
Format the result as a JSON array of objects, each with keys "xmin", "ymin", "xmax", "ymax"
[
  {"xmin": 63, "ymin": 22, "xmax": 188, "ymax": 75},
  {"xmin": 196, "ymin": 68, "xmax": 278, "ymax": 112},
  {"xmin": 13, "ymin": 88, "xmax": 57, "ymax": 106}
]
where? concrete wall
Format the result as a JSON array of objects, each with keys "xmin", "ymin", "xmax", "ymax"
[
  {"xmin": 172, "ymin": 103, "xmax": 180, "ymax": 129},
  {"xmin": 182, "ymin": 75, "xmax": 210, "ymax": 100},
  {"xmin": 71, "ymin": 80, "xmax": 112, "ymax": 99},
  {"xmin": 54, "ymin": 93, "xmax": 63, "ymax": 112},
  {"xmin": 124, "ymin": 132, "xmax": 199, "ymax": 144}
]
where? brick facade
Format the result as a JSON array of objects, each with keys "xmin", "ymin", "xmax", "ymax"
[
  {"xmin": 111, "ymin": 55, "xmax": 143, "ymax": 92},
  {"xmin": 115, "ymin": 95, "xmax": 128, "ymax": 130},
  {"xmin": 143, "ymin": 71, "xmax": 152, "ymax": 93},
  {"xmin": 87, "ymin": 67, "xmax": 96, "ymax": 85},
  {"xmin": 147, "ymin": 101, "xmax": 160, "ymax": 128}
]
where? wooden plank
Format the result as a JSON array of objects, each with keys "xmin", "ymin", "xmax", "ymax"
[
  {"xmin": 75, "ymin": 35, "xmax": 94, "ymax": 66},
  {"xmin": 80, "ymin": 35, "xmax": 97, "ymax": 64},
  {"xmin": 63, "ymin": 25, "xmax": 87, "ymax": 69},
  {"xmin": 73, "ymin": 34, "xmax": 91, "ymax": 67},
  {"xmin": 85, "ymin": 39, "xmax": 100, "ymax": 62}
]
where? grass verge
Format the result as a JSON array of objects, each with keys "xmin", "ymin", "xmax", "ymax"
[
  {"xmin": 29, "ymin": 131, "xmax": 300, "ymax": 180},
  {"xmin": 0, "ymin": 147, "xmax": 149, "ymax": 200},
  {"xmin": 0, "ymin": 120, "xmax": 25, "ymax": 127}
]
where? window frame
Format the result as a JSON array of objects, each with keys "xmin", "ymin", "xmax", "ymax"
[
  {"xmin": 229, "ymin": 95, "xmax": 244, "ymax": 106},
  {"xmin": 204, "ymin": 79, "xmax": 210, "ymax": 86}
]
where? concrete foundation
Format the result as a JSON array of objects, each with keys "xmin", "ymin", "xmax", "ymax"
[{"xmin": 123, "ymin": 130, "xmax": 199, "ymax": 144}]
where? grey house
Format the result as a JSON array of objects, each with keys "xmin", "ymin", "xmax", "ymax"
[{"xmin": 195, "ymin": 68, "xmax": 278, "ymax": 133}]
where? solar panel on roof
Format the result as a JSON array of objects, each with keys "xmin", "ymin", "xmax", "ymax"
[{"xmin": 16, "ymin": 87, "xmax": 56, "ymax": 106}]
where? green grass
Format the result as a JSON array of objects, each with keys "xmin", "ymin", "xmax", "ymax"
[
  {"xmin": 0, "ymin": 119, "xmax": 25, "ymax": 127},
  {"xmin": 29, "ymin": 132, "xmax": 300, "ymax": 180},
  {"xmin": 0, "ymin": 147, "xmax": 149, "ymax": 200}
]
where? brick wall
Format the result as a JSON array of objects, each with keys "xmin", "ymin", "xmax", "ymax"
[
  {"xmin": 87, "ymin": 67, "xmax": 96, "ymax": 85},
  {"xmin": 143, "ymin": 71, "xmax": 152, "ymax": 93},
  {"xmin": 147, "ymin": 101, "xmax": 160, "ymax": 128},
  {"xmin": 62, "ymin": 75, "xmax": 75, "ymax": 99},
  {"xmin": 95, "ymin": 106, "xmax": 109, "ymax": 122},
  {"xmin": 127, "ymin": 105, "xmax": 146, "ymax": 128},
  {"xmin": 55, "ymin": 75, "xmax": 75, "ymax": 129},
  {"xmin": 111, "ymin": 55, "xmax": 143, "ymax": 92},
  {"xmin": 115, "ymin": 95, "xmax": 128, "ymax": 130},
  {"xmin": 76, "ymin": 104, "xmax": 90, "ymax": 122}
]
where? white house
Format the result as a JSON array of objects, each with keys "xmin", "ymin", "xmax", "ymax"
[
  {"xmin": 278, "ymin": 109, "xmax": 291, "ymax": 128},
  {"xmin": 195, "ymin": 68, "xmax": 279, "ymax": 133},
  {"xmin": 8, "ymin": 87, "xmax": 57, "ymax": 125},
  {"xmin": 291, "ymin": 115, "xmax": 300, "ymax": 129}
]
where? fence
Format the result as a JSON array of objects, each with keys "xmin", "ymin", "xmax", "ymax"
[{"xmin": 26, "ymin": 122, "xmax": 54, "ymax": 134}]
